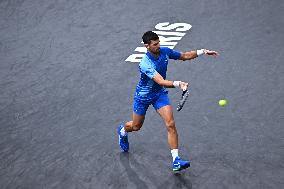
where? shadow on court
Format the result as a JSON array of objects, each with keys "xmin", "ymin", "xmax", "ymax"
[{"xmin": 119, "ymin": 153, "xmax": 192, "ymax": 189}]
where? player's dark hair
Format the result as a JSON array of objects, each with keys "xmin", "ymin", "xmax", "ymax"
[{"xmin": 142, "ymin": 31, "xmax": 159, "ymax": 44}]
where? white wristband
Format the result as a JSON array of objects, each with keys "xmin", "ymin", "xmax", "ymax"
[
  {"xmin": 197, "ymin": 49, "xmax": 205, "ymax": 56},
  {"xmin": 173, "ymin": 81, "xmax": 181, "ymax": 88}
]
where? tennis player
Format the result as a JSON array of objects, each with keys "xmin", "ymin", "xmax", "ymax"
[{"xmin": 118, "ymin": 31, "xmax": 219, "ymax": 172}]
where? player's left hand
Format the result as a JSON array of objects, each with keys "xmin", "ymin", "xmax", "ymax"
[{"xmin": 204, "ymin": 49, "xmax": 219, "ymax": 57}]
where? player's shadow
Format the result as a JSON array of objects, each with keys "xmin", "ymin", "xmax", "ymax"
[
  {"xmin": 119, "ymin": 153, "xmax": 192, "ymax": 189},
  {"xmin": 158, "ymin": 172, "xmax": 192, "ymax": 189},
  {"xmin": 119, "ymin": 153, "xmax": 150, "ymax": 189}
]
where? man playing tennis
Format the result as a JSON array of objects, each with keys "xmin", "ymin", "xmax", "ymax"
[{"xmin": 117, "ymin": 31, "xmax": 219, "ymax": 172}]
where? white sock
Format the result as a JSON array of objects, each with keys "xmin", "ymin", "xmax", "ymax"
[
  {"xmin": 120, "ymin": 126, "xmax": 127, "ymax": 136},
  {"xmin": 171, "ymin": 149, "xmax": 179, "ymax": 161}
]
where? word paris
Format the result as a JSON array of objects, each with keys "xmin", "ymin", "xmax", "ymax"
[{"xmin": 125, "ymin": 22, "xmax": 192, "ymax": 63}]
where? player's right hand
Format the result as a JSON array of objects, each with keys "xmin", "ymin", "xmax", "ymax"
[{"xmin": 180, "ymin": 81, "xmax": 188, "ymax": 91}]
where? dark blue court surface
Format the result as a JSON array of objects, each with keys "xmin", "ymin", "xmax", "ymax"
[{"xmin": 1, "ymin": 0, "xmax": 283, "ymax": 188}]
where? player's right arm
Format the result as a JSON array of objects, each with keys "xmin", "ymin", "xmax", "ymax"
[
  {"xmin": 139, "ymin": 57, "xmax": 188, "ymax": 90},
  {"xmin": 152, "ymin": 72, "xmax": 188, "ymax": 90}
]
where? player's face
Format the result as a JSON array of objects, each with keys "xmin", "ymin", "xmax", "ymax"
[{"xmin": 146, "ymin": 39, "xmax": 160, "ymax": 55}]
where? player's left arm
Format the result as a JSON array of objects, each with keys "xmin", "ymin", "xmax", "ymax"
[{"xmin": 179, "ymin": 49, "xmax": 219, "ymax": 61}]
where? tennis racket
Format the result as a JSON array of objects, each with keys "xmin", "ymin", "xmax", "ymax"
[{"xmin": 176, "ymin": 89, "xmax": 189, "ymax": 111}]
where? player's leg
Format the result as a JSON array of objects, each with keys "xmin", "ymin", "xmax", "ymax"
[
  {"xmin": 123, "ymin": 98, "xmax": 148, "ymax": 132},
  {"xmin": 117, "ymin": 99, "xmax": 148, "ymax": 152},
  {"xmin": 156, "ymin": 105, "xmax": 178, "ymax": 149},
  {"xmin": 154, "ymin": 92, "xmax": 190, "ymax": 171},
  {"xmin": 124, "ymin": 112, "xmax": 145, "ymax": 132}
]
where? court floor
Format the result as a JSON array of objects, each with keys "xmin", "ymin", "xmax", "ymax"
[{"xmin": 1, "ymin": 0, "xmax": 283, "ymax": 188}]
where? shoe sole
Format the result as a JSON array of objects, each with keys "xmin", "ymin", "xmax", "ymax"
[{"xmin": 173, "ymin": 163, "xmax": 190, "ymax": 172}]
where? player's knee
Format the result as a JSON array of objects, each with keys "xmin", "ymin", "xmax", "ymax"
[{"xmin": 166, "ymin": 120, "xmax": 176, "ymax": 131}]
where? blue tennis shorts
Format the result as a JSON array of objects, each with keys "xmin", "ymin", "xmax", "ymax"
[{"xmin": 133, "ymin": 91, "xmax": 171, "ymax": 116}]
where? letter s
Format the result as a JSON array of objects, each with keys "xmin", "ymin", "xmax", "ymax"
[{"xmin": 155, "ymin": 22, "xmax": 192, "ymax": 32}]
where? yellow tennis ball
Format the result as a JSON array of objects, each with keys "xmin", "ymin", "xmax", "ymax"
[{"xmin": 219, "ymin": 99, "xmax": 227, "ymax": 107}]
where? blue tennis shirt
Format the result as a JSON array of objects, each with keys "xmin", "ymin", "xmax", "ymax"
[{"xmin": 134, "ymin": 47, "xmax": 181, "ymax": 102}]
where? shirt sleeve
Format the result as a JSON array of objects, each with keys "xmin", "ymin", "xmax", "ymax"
[
  {"xmin": 139, "ymin": 59, "xmax": 158, "ymax": 79},
  {"xmin": 167, "ymin": 48, "xmax": 181, "ymax": 60}
]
